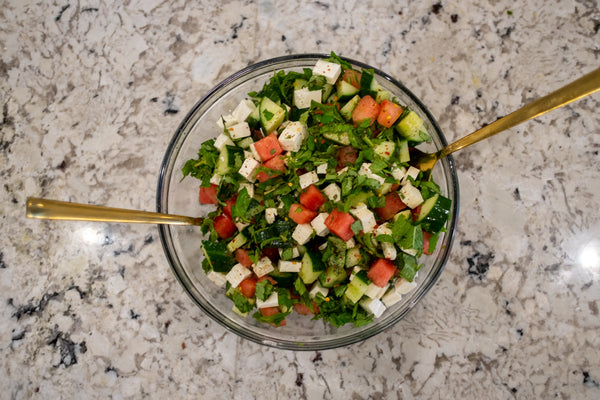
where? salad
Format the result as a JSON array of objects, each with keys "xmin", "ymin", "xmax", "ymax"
[{"xmin": 182, "ymin": 53, "xmax": 451, "ymax": 328}]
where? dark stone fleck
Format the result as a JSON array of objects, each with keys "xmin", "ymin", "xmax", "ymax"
[
  {"xmin": 281, "ymin": 35, "xmax": 286, "ymax": 41},
  {"xmin": 130, "ymin": 309, "xmax": 140, "ymax": 319},
  {"xmin": 431, "ymin": 3, "xmax": 443, "ymax": 14},
  {"xmin": 594, "ymin": 20, "xmax": 600, "ymax": 35},
  {"xmin": 421, "ymin": 15, "xmax": 430, "ymax": 25},
  {"xmin": 499, "ymin": 26, "xmax": 513, "ymax": 39},
  {"xmin": 118, "ymin": 265, "xmax": 125, "ymax": 278},
  {"xmin": 105, "ymin": 366, "xmax": 119, "ymax": 377},
  {"xmin": 114, "ymin": 244, "xmax": 134, "ymax": 256},
  {"xmin": 504, "ymin": 300, "xmax": 512, "ymax": 316},
  {"xmin": 476, "ymin": 90, "xmax": 482, "ymax": 98},
  {"xmin": 55, "ymin": 4, "xmax": 70, "ymax": 21},
  {"xmin": 47, "ymin": 326, "xmax": 83, "ymax": 367},
  {"xmin": 451, "ymin": 95, "xmax": 460, "ymax": 105},
  {"xmin": 516, "ymin": 328, "xmax": 524, "ymax": 337},
  {"xmin": 312, "ymin": 352, "xmax": 323, "ymax": 364},
  {"xmin": 56, "ymin": 159, "xmax": 67, "ymax": 171},
  {"xmin": 144, "ymin": 234, "xmax": 154, "ymax": 245},
  {"xmin": 231, "ymin": 16, "xmax": 247, "ymax": 40},
  {"xmin": 67, "ymin": 285, "xmax": 87, "ymax": 299},
  {"xmin": 0, "ymin": 252, "xmax": 6, "ymax": 269},
  {"xmin": 467, "ymin": 251, "xmax": 494, "ymax": 279},
  {"xmin": 295, "ymin": 372, "xmax": 304, "ymax": 386},
  {"xmin": 461, "ymin": 240, "xmax": 472, "ymax": 246},
  {"xmin": 314, "ymin": 1, "xmax": 329, "ymax": 10},
  {"xmin": 513, "ymin": 188, "xmax": 521, "ymax": 201},
  {"xmin": 451, "ymin": 14, "xmax": 458, "ymax": 23},
  {"xmin": 11, "ymin": 329, "xmax": 25, "ymax": 341},
  {"xmin": 11, "ymin": 292, "xmax": 60, "ymax": 320},
  {"xmin": 81, "ymin": 7, "xmax": 99, "ymax": 13},
  {"xmin": 150, "ymin": 97, "xmax": 158, "ymax": 102},
  {"xmin": 163, "ymin": 93, "xmax": 179, "ymax": 115},
  {"xmin": 583, "ymin": 371, "xmax": 599, "ymax": 387},
  {"xmin": 511, "ymin": 387, "xmax": 517, "ymax": 393}
]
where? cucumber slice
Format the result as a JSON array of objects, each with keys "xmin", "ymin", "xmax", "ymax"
[
  {"xmin": 318, "ymin": 264, "xmax": 347, "ymax": 288},
  {"xmin": 247, "ymin": 102, "xmax": 261, "ymax": 129},
  {"xmin": 226, "ymin": 232, "xmax": 247, "ymax": 253},
  {"xmin": 202, "ymin": 240, "xmax": 235, "ymax": 273},
  {"xmin": 340, "ymin": 94, "xmax": 360, "ymax": 120},
  {"xmin": 346, "ymin": 247, "xmax": 363, "ymax": 268},
  {"xmin": 345, "ymin": 270, "xmax": 370, "ymax": 303},
  {"xmin": 269, "ymin": 269, "xmax": 295, "ymax": 287},
  {"xmin": 322, "ymin": 83, "xmax": 334, "ymax": 102},
  {"xmin": 236, "ymin": 137, "xmax": 254, "ymax": 149},
  {"xmin": 259, "ymin": 97, "xmax": 286, "ymax": 133},
  {"xmin": 323, "ymin": 131, "xmax": 350, "ymax": 145},
  {"xmin": 293, "ymin": 78, "xmax": 307, "ymax": 90},
  {"xmin": 395, "ymin": 111, "xmax": 430, "ymax": 143},
  {"xmin": 397, "ymin": 139, "xmax": 410, "ymax": 163},
  {"xmin": 374, "ymin": 141, "xmax": 395, "ymax": 160},
  {"xmin": 215, "ymin": 145, "xmax": 244, "ymax": 175},
  {"xmin": 416, "ymin": 193, "xmax": 451, "ymax": 233},
  {"xmin": 336, "ymin": 80, "xmax": 359, "ymax": 102},
  {"xmin": 299, "ymin": 249, "xmax": 325, "ymax": 284},
  {"xmin": 370, "ymin": 77, "xmax": 391, "ymax": 103}
]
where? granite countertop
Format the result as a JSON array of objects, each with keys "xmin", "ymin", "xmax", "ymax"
[{"xmin": 1, "ymin": 1, "xmax": 599, "ymax": 398}]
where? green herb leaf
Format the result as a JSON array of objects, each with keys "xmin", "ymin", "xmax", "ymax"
[{"xmin": 255, "ymin": 279, "xmax": 274, "ymax": 301}]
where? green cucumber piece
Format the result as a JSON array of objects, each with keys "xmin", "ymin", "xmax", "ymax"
[
  {"xmin": 318, "ymin": 264, "xmax": 347, "ymax": 288},
  {"xmin": 299, "ymin": 249, "xmax": 326, "ymax": 284},
  {"xmin": 374, "ymin": 141, "xmax": 395, "ymax": 160},
  {"xmin": 340, "ymin": 94, "xmax": 360, "ymax": 120},
  {"xmin": 417, "ymin": 193, "xmax": 452, "ymax": 233},
  {"xmin": 397, "ymin": 139, "xmax": 410, "ymax": 163},
  {"xmin": 293, "ymin": 78, "xmax": 307, "ymax": 90},
  {"xmin": 226, "ymin": 232, "xmax": 247, "ymax": 253},
  {"xmin": 202, "ymin": 240, "xmax": 235, "ymax": 273},
  {"xmin": 247, "ymin": 102, "xmax": 261, "ymax": 129},
  {"xmin": 336, "ymin": 79, "xmax": 359, "ymax": 102},
  {"xmin": 259, "ymin": 97, "xmax": 286, "ymax": 133},
  {"xmin": 395, "ymin": 111, "xmax": 430, "ymax": 143},
  {"xmin": 236, "ymin": 137, "xmax": 254, "ymax": 149},
  {"xmin": 345, "ymin": 270, "xmax": 370, "ymax": 303},
  {"xmin": 323, "ymin": 131, "xmax": 350, "ymax": 145},
  {"xmin": 322, "ymin": 83, "xmax": 334, "ymax": 102},
  {"xmin": 215, "ymin": 145, "xmax": 244, "ymax": 175},
  {"xmin": 345, "ymin": 247, "xmax": 363, "ymax": 268}
]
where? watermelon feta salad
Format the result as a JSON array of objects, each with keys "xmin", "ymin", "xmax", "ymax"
[{"xmin": 182, "ymin": 53, "xmax": 451, "ymax": 328}]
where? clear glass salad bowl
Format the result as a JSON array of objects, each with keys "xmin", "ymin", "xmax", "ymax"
[{"xmin": 157, "ymin": 54, "xmax": 459, "ymax": 350}]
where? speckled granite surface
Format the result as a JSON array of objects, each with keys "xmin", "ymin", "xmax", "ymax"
[{"xmin": 1, "ymin": 1, "xmax": 599, "ymax": 399}]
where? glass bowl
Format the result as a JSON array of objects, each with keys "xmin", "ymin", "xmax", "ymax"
[{"xmin": 157, "ymin": 54, "xmax": 459, "ymax": 350}]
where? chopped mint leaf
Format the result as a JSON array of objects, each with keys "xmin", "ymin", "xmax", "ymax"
[{"xmin": 255, "ymin": 279, "xmax": 274, "ymax": 301}]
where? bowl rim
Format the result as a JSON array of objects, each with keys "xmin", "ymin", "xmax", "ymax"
[{"xmin": 156, "ymin": 53, "xmax": 460, "ymax": 350}]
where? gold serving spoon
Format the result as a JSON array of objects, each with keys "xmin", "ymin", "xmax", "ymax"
[
  {"xmin": 411, "ymin": 67, "xmax": 600, "ymax": 174},
  {"xmin": 26, "ymin": 197, "xmax": 203, "ymax": 225}
]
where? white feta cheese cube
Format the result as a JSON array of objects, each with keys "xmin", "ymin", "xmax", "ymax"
[
  {"xmin": 391, "ymin": 164, "xmax": 407, "ymax": 181},
  {"xmin": 256, "ymin": 292, "xmax": 279, "ymax": 309},
  {"xmin": 238, "ymin": 158, "xmax": 260, "ymax": 182},
  {"xmin": 278, "ymin": 121, "xmax": 308, "ymax": 152},
  {"xmin": 206, "ymin": 270, "xmax": 228, "ymax": 287},
  {"xmin": 278, "ymin": 260, "xmax": 302, "ymax": 273},
  {"xmin": 374, "ymin": 222, "xmax": 392, "ymax": 236},
  {"xmin": 253, "ymin": 257, "xmax": 275, "ymax": 278},
  {"xmin": 358, "ymin": 162, "xmax": 385, "ymax": 185},
  {"xmin": 227, "ymin": 121, "xmax": 251, "ymax": 140},
  {"xmin": 231, "ymin": 99, "xmax": 256, "ymax": 123},
  {"xmin": 310, "ymin": 213, "xmax": 330, "ymax": 237},
  {"xmin": 318, "ymin": 242, "xmax": 328, "ymax": 251},
  {"xmin": 210, "ymin": 174, "xmax": 222, "ymax": 186},
  {"xmin": 309, "ymin": 281, "xmax": 329, "ymax": 299},
  {"xmin": 364, "ymin": 283, "xmax": 389, "ymax": 299},
  {"xmin": 278, "ymin": 246, "xmax": 300, "ymax": 259},
  {"xmin": 244, "ymin": 150, "xmax": 257, "ymax": 161},
  {"xmin": 399, "ymin": 182, "xmax": 424, "ymax": 209},
  {"xmin": 382, "ymin": 242, "xmax": 397, "ymax": 260},
  {"xmin": 265, "ymin": 207, "xmax": 277, "ymax": 224},
  {"xmin": 298, "ymin": 170, "xmax": 319, "ymax": 189},
  {"xmin": 345, "ymin": 237, "xmax": 356, "ymax": 248},
  {"xmin": 239, "ymin": 182, "xmax": 255, "ymax": 198},
  {"xmin": 292, "ymin": 223, "xmax": 314, "ymax": 245},
  {"xmin": 360, "ymin": 297, "xmax": 386, "ymax": 318},
  {"xmin": 381, "ymin": 288, "xmax": 403, "ymax": 307},
  {"xmin": 395, "ymin": 278, "xmax": 418, "ymax": 295},
  {"xmin": 216, "ymin": 114, "xmax": 238, "ymax": 130},
  {"xmin": 323, "ymin": 183, "xmax": 341, "ymax": 201},
  {"xmin": 350, "ymin": 204, "xmax": 377, "ymax": 233},
  {"xmin": 316, "ymin": 163, "xmax": 328, "ymax": 175},
  {"xmin": 214, "ymin": 133, "xmax": 234, "ymax": 151},
  {"xmin": 401, "ymin": 166, "xmax": 420, "ymax": 185},
  {"xmin": 337, "ymin": 166, "xmax": 348, "ymax": 175},
  {"xmin": 225, "ymin": 263, "xmax": 252, "ymax": 288},
  {"xmin": 402, "ymin": 248, "xmax": 418, "ymax": 257},
  {"xmin": 249, "ymin": 142, "xmax": 261, "ymax": 160},
  {"xmin": 294, "ymin": 87, "xmax": 322, "ymax": 109},
  {"xmin": 312, "ymin": 59, "xmax": 342, "ymax": 84},
  {"xmin": 235, "ymin": 221, "xmax": 249, "ymax": 231}
]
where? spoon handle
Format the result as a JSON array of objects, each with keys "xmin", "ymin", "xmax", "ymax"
[
  {"xmin": 440, "ymin": 67, "xmax": 600, "ymax": 158},
  {"xmin": 26, "ymin": 197, "xmax": 202, "ymax": 226}
]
